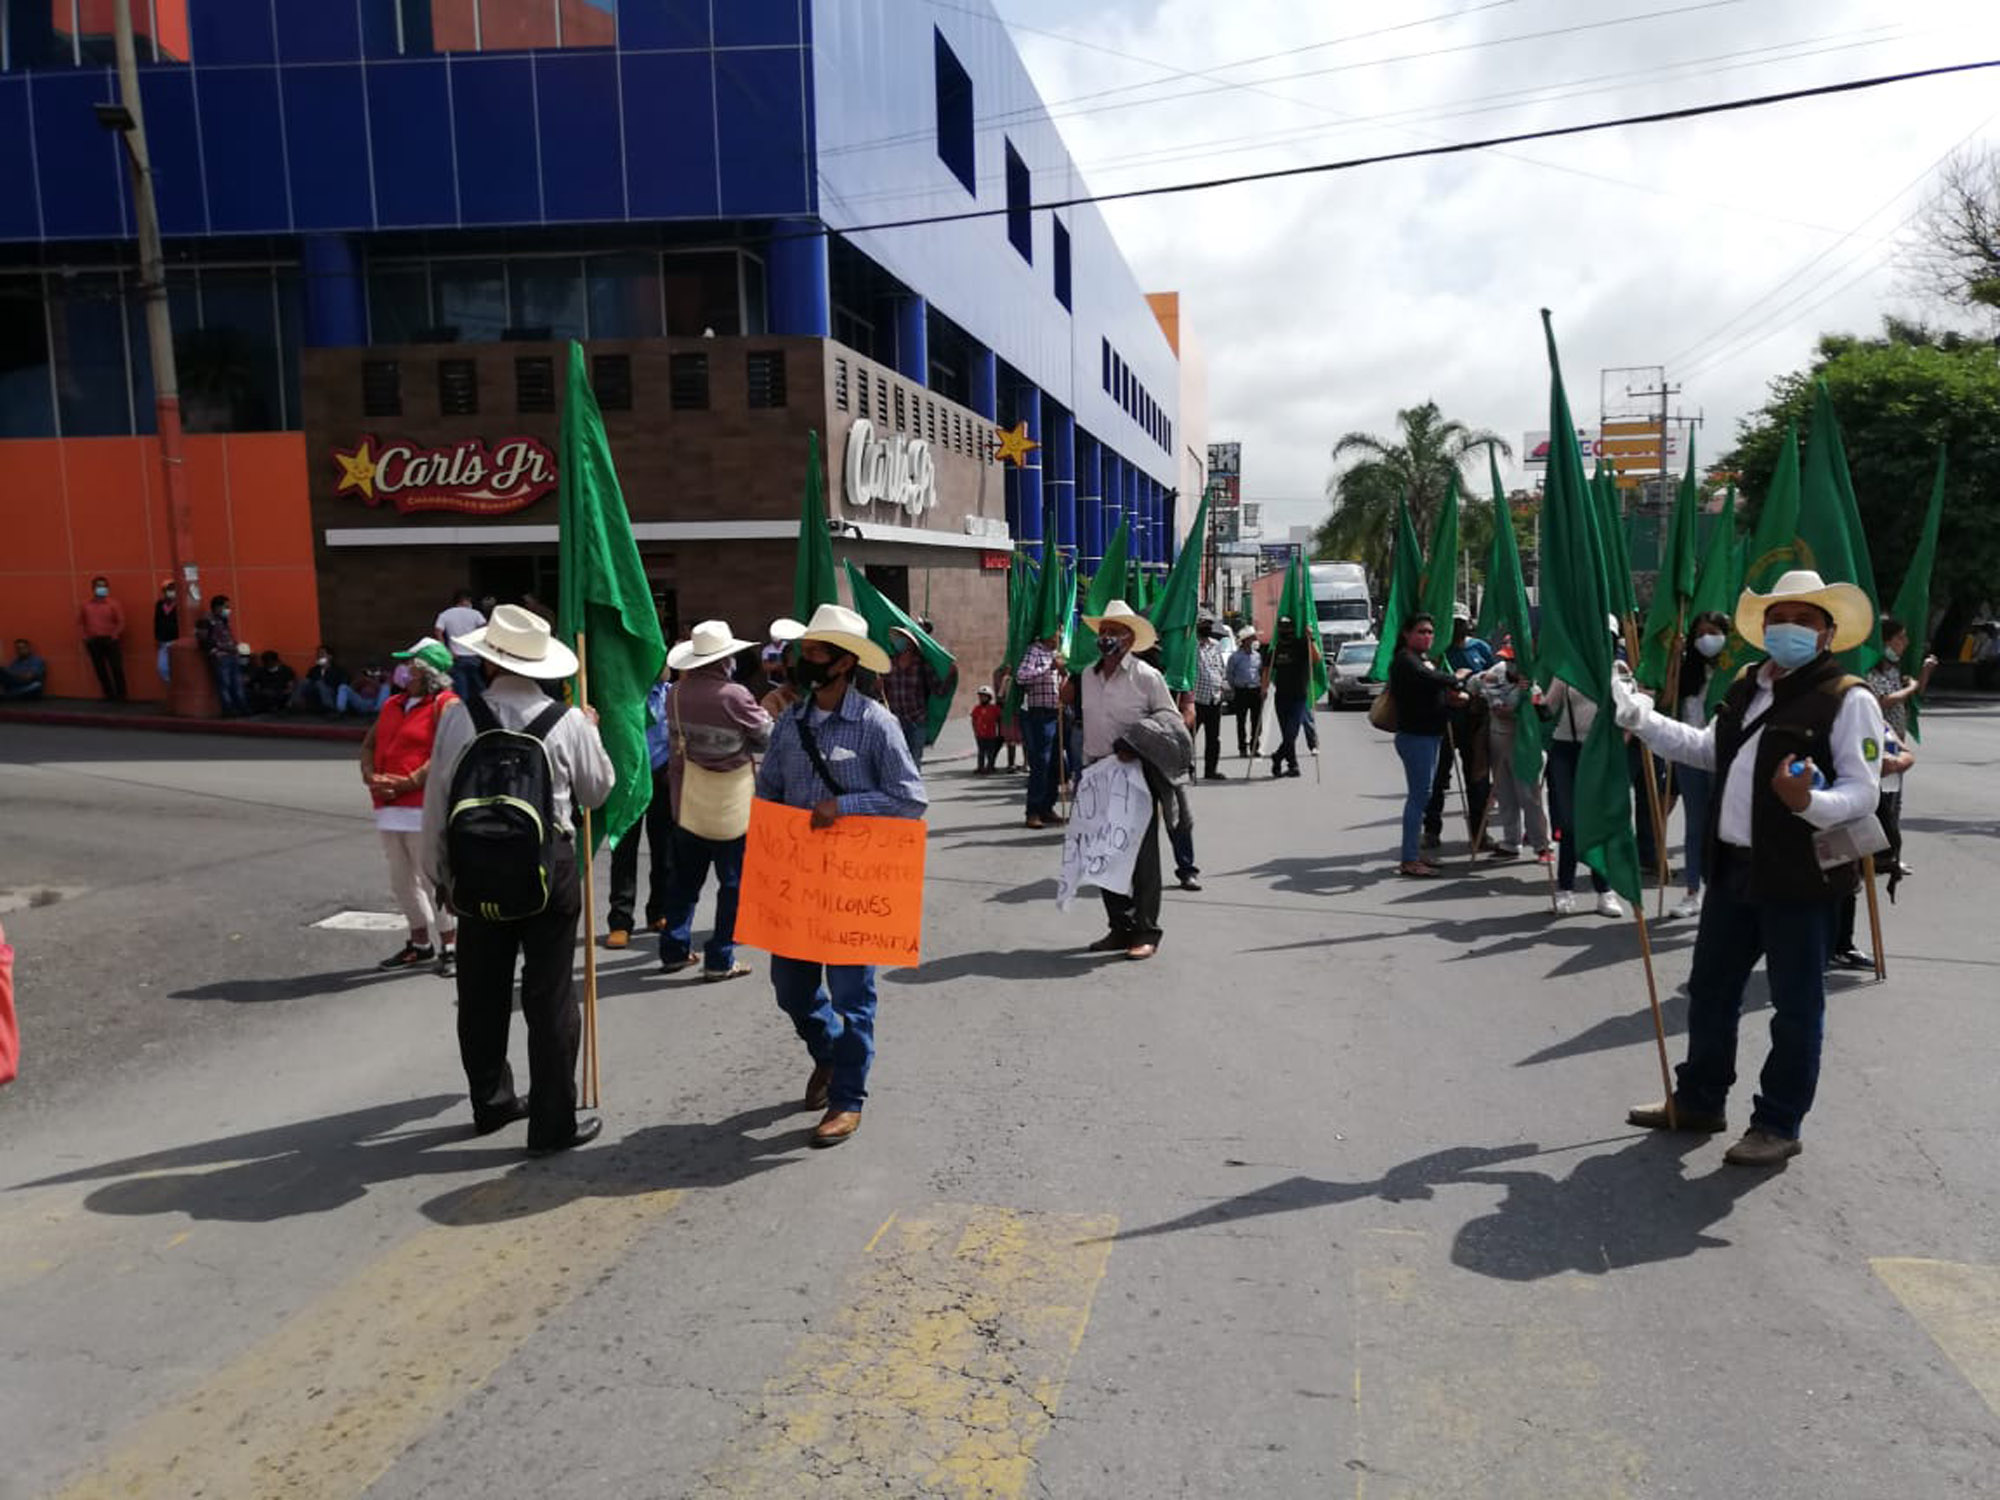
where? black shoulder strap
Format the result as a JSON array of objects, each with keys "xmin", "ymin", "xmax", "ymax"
[
  {"xmin": 792, "ymin": 706, "xmax": 847, "ymax": 797},
  {"xmin": 524, "ymin": 699, "xmax": 568, "ymax": 742},
  {"xmin": 467, "ymin": 692, "xmax": 498, "ymax": 734}
]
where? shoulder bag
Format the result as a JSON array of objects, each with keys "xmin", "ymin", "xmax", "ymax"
[{"xmin": 672, "ymin": 692, "xmax": 755, "ymax": 841}]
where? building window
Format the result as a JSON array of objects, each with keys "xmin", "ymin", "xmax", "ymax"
[
  {"xmin": 1101, "ymin": 339, "xmax": 1111, "ymax": 393},
  {"xmin": 507, "ymin": 259, "xmax": 586, "ymax": 343},
  {"xmin": 934, "ymin": 28, "xmax": 976, "ymax": 196},
  {"xmin": 395, "ymin": 0, "xmax": 617, "ymax": 55},
  {"xmin": 0, "ymin": 279, "xmax": 54, "ymax": 436},
  {"xmin": 875, "ymin": 375, "xmax": 888, "ymax": 426},
  {"xmin": 515, "ymin": 355, "xmax": 555, "ymax": 413},
  {"xmin": 591, "ymin": 353, "xmax": 632, "ymax": 411},
  {"xmin": 438, "ymin": 358, "xmax": 478, "ymax": 416},
  {"xmin": 894, "ymin": 385, "xmax": 906, "ymax": 432},
  {"xmin": 586, "ymin": 253, "xmax": 663, "ymax": 339},
  {"xmin": 833, "ymin": 356, "xmax": 850, "ymax": 412},
  {"xmin": 1004, "ymin": 141, "xmax": 1032, "ymax": 264},
  {"xmin": 4, "ymin": 0, "xmax": 190, "ymax": 67},
  {"xmin": 432, "ymin": 261, "xmax": 508, "ymax": 343},
  {"xmin": 669, "ymin": 352, "xmax": 709, "ymax": 411},
  {"xmin": 1053, "ymin": 219, "xmax": 1072, "ymax": 311},
  {"xmin": 747, "ymin": 350, "xmax": 787, "ymax": 410},
  {"xmin": 362, "ymin": 360, "xmax": 402, "ymax": 418}
]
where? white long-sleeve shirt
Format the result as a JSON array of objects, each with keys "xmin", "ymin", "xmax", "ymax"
[{"xmin": 1628, "ymin": 663, "xmax": 1884, "ymax": 847}]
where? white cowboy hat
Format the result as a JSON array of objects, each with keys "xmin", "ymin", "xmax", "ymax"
[
  {"xmin": 1081, "ymin": 599, "xmax": 1158, "ymax": 654},
  {"xmin": 795, "ymin": 602, "xmax": 891, "ymax": 674},
  {"xmin": 1734, "ymin": 568, "xmax": 1873, "ymax": 653},
  {"xmin": 457, "ymin": 603, "xmax": 578, "ymax": 680},
  {"xmin": 767, "ymin": 616, "xmax": 807, "ymax": 643},
  {"xmin": 1237, "ymin": 625, "xmax": 1256, "ymax": 641},
  {"xmin": 667, "ymin": 618, "xmax": 754, "ymax": 672}
]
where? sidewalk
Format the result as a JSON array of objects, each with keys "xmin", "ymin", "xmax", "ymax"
[{"xmin": 0, "ymin": 697, "xmax": 369, "ymax": 743}]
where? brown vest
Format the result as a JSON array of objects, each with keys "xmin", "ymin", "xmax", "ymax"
[{"xmin": 1710, "ymin": 653, "xmax": 1866, "ymax": 901}]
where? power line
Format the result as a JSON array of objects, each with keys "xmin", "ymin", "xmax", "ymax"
[{"xmin": 816, "ymin": 60, "xmax": 2000, "ymax": 244}]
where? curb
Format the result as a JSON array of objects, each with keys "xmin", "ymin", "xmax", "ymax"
[{"xmin": 1, "ymin": 705, "xmax": 367, "ymax": 743}]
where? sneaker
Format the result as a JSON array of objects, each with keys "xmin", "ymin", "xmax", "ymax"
[
  {"xmin": 1176, "ymin": 875, "xmax": 1203, "ymax": 892},
  {"xmin": 1596, "ymin": 891, "xmax": 1627, "ymax": 919},
  {"xmin": 1669, "ymin": 892, "xmax": 1702, "ymax": 920},
  {"xmin": 377, "ymin": 942, "xmax": 435, "ymax": 970},
  {"xmin": 1535, "ymin": 846, "xmax": 1555, "ymax": 864},
  {"xmin": 436, "ymin": 948, "xmax": 456, "ymax": 978},
  {"xmin": 1552, "ymin": 891, "xmax": 1577, "ymax": 915},
  {"xmin": 1488, "ymin": 845, "xmax": 1520, "ymax": 861},
  {"xmin": 1722, "ymin": 1128, "xmax": 1803, "ymax": 1167}
]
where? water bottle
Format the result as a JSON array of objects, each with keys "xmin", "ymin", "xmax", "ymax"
[{"xmin": 1787, "ymin": 758, "xmax": 1827, "ymax": 789}]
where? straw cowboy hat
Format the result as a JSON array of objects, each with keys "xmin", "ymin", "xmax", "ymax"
[
  {"xmin": 767, "ymin": 616, "xmax": 807, "ymax": 643},
  {"xmin": 457, "ymin": 603, "xmax": 578, "ymax": 680},
  {"xmin": 667, "ymin": 618, "xmax": 755, "ymax": 672},
  {"xmin": 1081, "ymin": 599, "xmax": 1158, "ymax": 654},
  {"xmin": 792, "ymin": 603, "xmax": 891, "ymax": 674},
  {"xmin": 1734, "ymin": 568, "xmax": 1873, "ymax": 652}
]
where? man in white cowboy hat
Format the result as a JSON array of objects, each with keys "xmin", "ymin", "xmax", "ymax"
[
  {"xmin": 422, "ymin": 604, "xmax": 614, "ymax": 1156},
  {"xmin": 1609, "ymin": 569, "xmax": 1886, "ymax": 1168},
  {"xmin": 1079, "ymin": 600, "xmax": 1178, "ymax": 960},
  {"xmin": 656, "ymin": 619, "xmax": 772, "ymax": 982},
  {"xmin": 754, "ymin": 603, "xmax": 926, "ymax": 1147}
]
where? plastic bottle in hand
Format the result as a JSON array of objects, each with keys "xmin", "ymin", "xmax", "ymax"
[{"xmin": 1787, "ymin": 758, "xmax": 1828, "ymax": 789}]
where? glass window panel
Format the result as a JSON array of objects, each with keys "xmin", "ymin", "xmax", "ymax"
[
  {"xmin": 368, "ymin": 265, "xmax": 431, "ymax": 344},
  {"xmin": 181, "ymin": 270, "xmax": 283, "ymax": 432},
  {"xmin": 7, "ymin": 0, "xmax": 77, "ymax": 66},
  {"xmin": 585, "ymin": 252, "xmax": 661, "ymax": 339},
  {"xmin": 432, "ymin": 259, "xmax": 508, "ymax": 341},
  {"xmin": 276, "ymin": 269, "xmax": 302, "ymax": 428},
  {"xmin": 741, "ymin": 253, "xmax": 767, "ymax": 337},
  {"xmin": 507, "ymin": 258, "xmax": 585, "ymax": 341},
  {"xmin": 0, "ymin": 277, "xmax": 55, "ymax": 437},
  {"xmin": 661, "ymin": 251, "xmax": 740, "ymax": 337},
  {"xmin": 477, "ymin": 0, "xmax": 555, "ymax": 50},
  {"xmin": 50, "ymin": 272, "xmax": 131, "ymax": 436},
  {"xmin": 126, "ymin": 269, "xmax": 198, "ymax": 432}
]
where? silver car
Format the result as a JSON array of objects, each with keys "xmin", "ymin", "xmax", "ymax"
[{"xmin": 1328, "ymin": 639, "xmax": 1383, "ymax": 708}]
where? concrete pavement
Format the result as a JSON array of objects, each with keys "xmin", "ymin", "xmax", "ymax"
[{"xmin": 3, "ymin": 705, "xmax": 1998, "ymax": 1498}]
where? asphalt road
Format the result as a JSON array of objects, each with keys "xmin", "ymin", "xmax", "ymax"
[{"xmin": 3, "ymin": 705, "xmax": 1998, "ymax": 1500}]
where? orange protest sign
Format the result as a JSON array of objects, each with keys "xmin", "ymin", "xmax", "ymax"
[{"xmin": 734, "ymin": 801, "xmax": 928, "ymax": 968}]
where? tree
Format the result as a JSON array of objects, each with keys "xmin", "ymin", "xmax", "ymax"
[
  {"xmin": 1905, "ymin": 147, "xmax": 2000, "ymax": 321},
  {"xmin": 1316, "ymin": 401, "xmax": 1510, "ymax": 583},
  {"xmin": 1725, "ymin": 321, "xmax": 2000, "ymax": 651}
]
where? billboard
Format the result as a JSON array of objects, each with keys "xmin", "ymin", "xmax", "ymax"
[
  {"xmin": 1523, "ymin": 427, "xmax": 1687, "ymax": 471},
  {"xmin": 1207, "ymin": 441, "xmax": 1241, "ymax": 477}
]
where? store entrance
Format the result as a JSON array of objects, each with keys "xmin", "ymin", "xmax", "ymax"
[
  {"xmin": 468, "ymin": 554, "xmax": 560, "ymax": 615},
  {"xmin": 864, "ymin": 564, "xmax": 911, "ymax": 614}
]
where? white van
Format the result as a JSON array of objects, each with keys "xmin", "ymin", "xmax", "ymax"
[{"xmin": 1310, "ymin": 563, "xmax": 1374, "ymax": 656}]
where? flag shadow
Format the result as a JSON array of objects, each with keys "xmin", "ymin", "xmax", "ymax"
[{"xmin": 884, "ymin": 947, "xmax": 1102, "ymax": 985}]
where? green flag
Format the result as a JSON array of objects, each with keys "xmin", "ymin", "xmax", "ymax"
[
  {"xmin": 1419, "ymin": 474, "xmax": 1461, "ymax": 662},
  {"xmin": 1148, "ymin": 489, "xmax": 1210, "ymax": 693},
  {"xmin": 1595, "ymin": 463, "xmax": 1637, "ymax": 622},
  {"xmin": 1479, "ymin": 450, "xmax": 1546, "ymax": 788},
  {"xmin": 792, "ymin": 429, "xmax": 838, "ymax": 623},
  {"xmin": 1368, "ymin": 496, "xmax": 1425, "ymax": 681},
  {"xmin": 1888, "ymin": 446, "xmax": 1947, "ymax": 743},
  {"xmin": 1687, "ymin": 484, "xmax": 1742, "ymax": 625},
  {"xmin": 1709, "ymin": 425, "xmax": 1801, "ymax": 707},
  {"xmin": 556, "ymin": 341, "xmax": 668, "ymax": 853},
  {"xmin": 1638, "ymin": 440, "xmax": 1701, "ymax": 685},
  {"xmin": 1798, "ymin": 379, "xmax": 1882, "ymax": 673},
  {"xmin": 845, "ymin": 561, "xmax": 958, "ymax": 746},
  {"xmin": 1534, "ymin": 312, "xmax": 1640, "ymax": 903},
  {"xmin": 1275, "ymin": 549, "xmax": 1330, "ymax": 703},
  {"xmin": 1087, "ymin": 521, "xmax": 1131, "ymax": 619}
]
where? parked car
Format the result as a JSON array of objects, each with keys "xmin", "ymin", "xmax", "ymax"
[{"xmin": 1329, "ymin": 639, "xmax": 1383, "ymax": 708}]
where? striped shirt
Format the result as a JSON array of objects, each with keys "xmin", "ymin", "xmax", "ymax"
[
  {"xmin": 1015, "ymin": 642, "xmax": 1065, "ymax": 710},
  {"xmin": 756, "ymin": 685, "xmax": 928, "ymax": 820}
]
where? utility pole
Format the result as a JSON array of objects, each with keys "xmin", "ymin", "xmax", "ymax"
[{"xmin": 103, "ymin": 0, "xmax": 210, "ymax": 715}]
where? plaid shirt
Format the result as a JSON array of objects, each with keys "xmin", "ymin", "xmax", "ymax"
[
  {"xmin": 1193, "ymin": 637, "xmax": 1229, "ymax": 705},
  {"xmin": 881, "ymin": 655, "xmax": 938, "ymax": 724},
  {"xmin": 756, "ymin": 686, "xmax": 928, "ymax": 819},
  {"xmin": 1016, "ymin": 641, "xmax": 1064, "ymax": 709}
]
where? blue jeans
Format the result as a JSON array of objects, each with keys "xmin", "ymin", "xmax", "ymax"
[
  {"xmin": 770, "ymin": 956, "xmax": 878, "ymax": 1112},
  {"xmin": 1394, "ymin": 732, "xmax": 1440, "ymax": 862},
  {"xmin": 1545, "ymin": 740, "xmax": 1608, "ymax": 894},
  {"xmin": 899, "ymin": 716, "xmax": 926, "ymax": 767},
  {"xmin": 450, "ymin": 657, "xmax": 485, "ymax": 702},
  {"xmin": 1674, "ymin": 850, "xmax": 1833, "ymax": 1139},
  {"xmin": 1022, "ymin": 707, "xmax": 1059, "ymax": 818},
  {"xmin": 211, "ymin": 653, "xmax": 246, "ymax": 714},
  {"xmin": 1273, "ymin": 693, "xmax": 1308, "ymax": 771},
  {"xmin": 156, "ymin": 643, "xmax": 172, "ymax": 683},
  {"xmin": 659, "ymin": 827, "xmax": 745, "ymax": 973},
  {"xmin": 1676, "ymin": 766, "xmax": 1713, "ymax": 893},
  {"xmin": 338, "ymin": 683, "xmax": 389, "ymax": 715},
  {"xmin": 1168, "ymin": 815, "xmax": 1196, "ymax": 879}
]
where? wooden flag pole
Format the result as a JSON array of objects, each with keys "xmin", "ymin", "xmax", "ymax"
[
  {"xmin": 1862, "ymin": 855, "xmax": 1887, "ymax": 983},
  {"xmin": 576, "ymin": 631, "xmax": 601, "ymax": 1109},
  {"xmin": 1655, "ymin": 610, "xmax": 1686, "ymax": 919},
  {"xmin": 1632, "ymin": 906, "xmax": 1678, "ymax": 1129},
  {"xmin": 1623, "ymin": 617, "xmax": 1672, "ymax": 903}
]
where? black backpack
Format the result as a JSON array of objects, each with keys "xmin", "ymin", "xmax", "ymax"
[{"xmin": 445, "ymin": 695, "xmax": 569, "ymax": 921}]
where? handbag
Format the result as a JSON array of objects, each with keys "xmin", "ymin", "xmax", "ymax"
[
  {"xmin": 672, "ymin": 695, "xmax": 755, "ymax": 841},
  {"xmin": 1367, "ymin": 688, "xmax": 1399, "ymax": 733},
  {"xmin": 1812, "ymin": 812, "xmax": 1890, "ymax": 871}
]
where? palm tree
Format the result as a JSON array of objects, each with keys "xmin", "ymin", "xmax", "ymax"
[{"xmin": 1316, "ymin": 401, "xmax": 1510, "ymax": 586}]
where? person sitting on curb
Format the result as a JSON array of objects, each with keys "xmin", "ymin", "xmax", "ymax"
[{"xmin": 1, "ymin": 639, "xmax": 46, "ymax": 701}]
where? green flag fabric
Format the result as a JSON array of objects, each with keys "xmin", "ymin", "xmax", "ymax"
[
  {"xmin": 1368, "ymin": 496, "xmax": 1425, "ymax": 681},
  {"xmin": 1708, "ymin": 426, "xmax": 1801, "ymax": 707},
  {"xmin": 792, "ymin": 429, "xmax": 839, "ymax": 624},
  {"xmin": 1148, "ymin": 489, "xmax": 1210, "ymax": 693},
  {"xmin": 1479, "ymin": 450, "xmax": 1546, "ymax": 787},
  {"xmin": 1418, "ymin": 474, "xmax": 1461, "ymax": 662},
  {"xmin": 556, "ymin": 341, "xmax": 668, "ymax": 853},
  {"xmin": 1087, "ymin": 521, "xmax": 1131, "ymax": 619},
  {"xmin": 1888, "ymin": 447, "xmax": 1948, "ymax": 743},
  {"xmin": 1687, "ymin": 485, "xmax": 1742, "ymax": 626},
  {"xmin": 1534, "ymin": 313, "xmax": 1641, "ymax": 903},
  {"xmin": 1595, "ymin": 463, "xmax": 1638, "ymax": 623},
  {"xmin": 1798, "ymin": 380, "xmax": 1882, "ymax": 674},
  {"xmin": 845, "ymin": 561, "xmax": 958, "ymax": 745},
  {"xmin": 1638, "ymin": 441, "xmax": 1701, "ymax": 686}
]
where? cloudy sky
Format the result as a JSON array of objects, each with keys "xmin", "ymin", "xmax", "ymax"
[{"xmin": 988, "ymin": 0, "xmax": 2000, "ymax": 538}]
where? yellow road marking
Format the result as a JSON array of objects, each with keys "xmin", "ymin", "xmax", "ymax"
[
  {"xmin": 699, "ymin": 1202, "xmax": 1116, "ymax": 1499},
  {"xmin": 51, "ymin": 1175, "xmax": 683, "ymax": 1500},
  {"xmin": 1873, "ymin": 1257, "xmax": 2000, "ymax": 1418}
]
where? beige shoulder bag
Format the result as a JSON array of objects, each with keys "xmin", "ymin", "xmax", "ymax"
[{"xmin": 672, "ymin": 692, "xmax": 755, "ymax": 841}]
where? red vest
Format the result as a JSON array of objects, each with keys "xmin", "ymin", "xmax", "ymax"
[{"xmin": 372, "ymin": 692, "xmax": 457, "ymax": 807}]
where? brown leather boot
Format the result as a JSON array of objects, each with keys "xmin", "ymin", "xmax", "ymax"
[
  {"xmin": 811, "ymin": 1109, "xmax": 861, "ymax": 1147},
  {"xmin": 803, "ymin": 1064, "xmax": 832, "ymax": 1113}
]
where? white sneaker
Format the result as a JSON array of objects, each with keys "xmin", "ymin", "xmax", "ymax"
[
  {"xmin": 1670, "ymin": 892, "xmax": 1702, "ymax": 920},
  {"xmin": 1553, "ymin": 891, "xmax": 1578, "ymax": 915},
  {"xmin": 1596, "ymin": 891, "xmax": 1627, "ymax": 919}
]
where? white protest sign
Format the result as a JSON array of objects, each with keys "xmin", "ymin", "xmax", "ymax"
[{"xmin": 1056, "ymin": 757, "xmax": 1154, "ymax": 910}]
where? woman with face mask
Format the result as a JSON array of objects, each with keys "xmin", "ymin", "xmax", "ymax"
[
  {"xmin": 1668, "ymin": 611, "xmax": 1733, "ymax": 919},
  {"xmin": 360, "ymin": 640, "xmax": 460, "ymax": 976}
]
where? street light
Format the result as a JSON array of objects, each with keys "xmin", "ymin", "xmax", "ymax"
[{"xmin": 94, "ymin": 0, "xmax": 210, "ymax": 716}]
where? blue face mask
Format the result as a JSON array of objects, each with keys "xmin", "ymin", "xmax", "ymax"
[{"xmin": 1763, "ymin": 622, "xmax": 1822, "ymax": 670}]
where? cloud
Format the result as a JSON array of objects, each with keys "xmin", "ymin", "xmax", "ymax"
[{"xmin": 1001, "ymin": 0, "xmax": 2000, "ymax": 535}]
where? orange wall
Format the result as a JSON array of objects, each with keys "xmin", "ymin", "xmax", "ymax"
[{"xmin": 0, "ymin": 433, "xmax": 320, "ymax": 703}]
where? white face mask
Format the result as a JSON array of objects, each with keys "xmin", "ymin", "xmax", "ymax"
[{"xmin": 1694, "ymin": 634, "xmax": 1726, "ymax": 659}]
